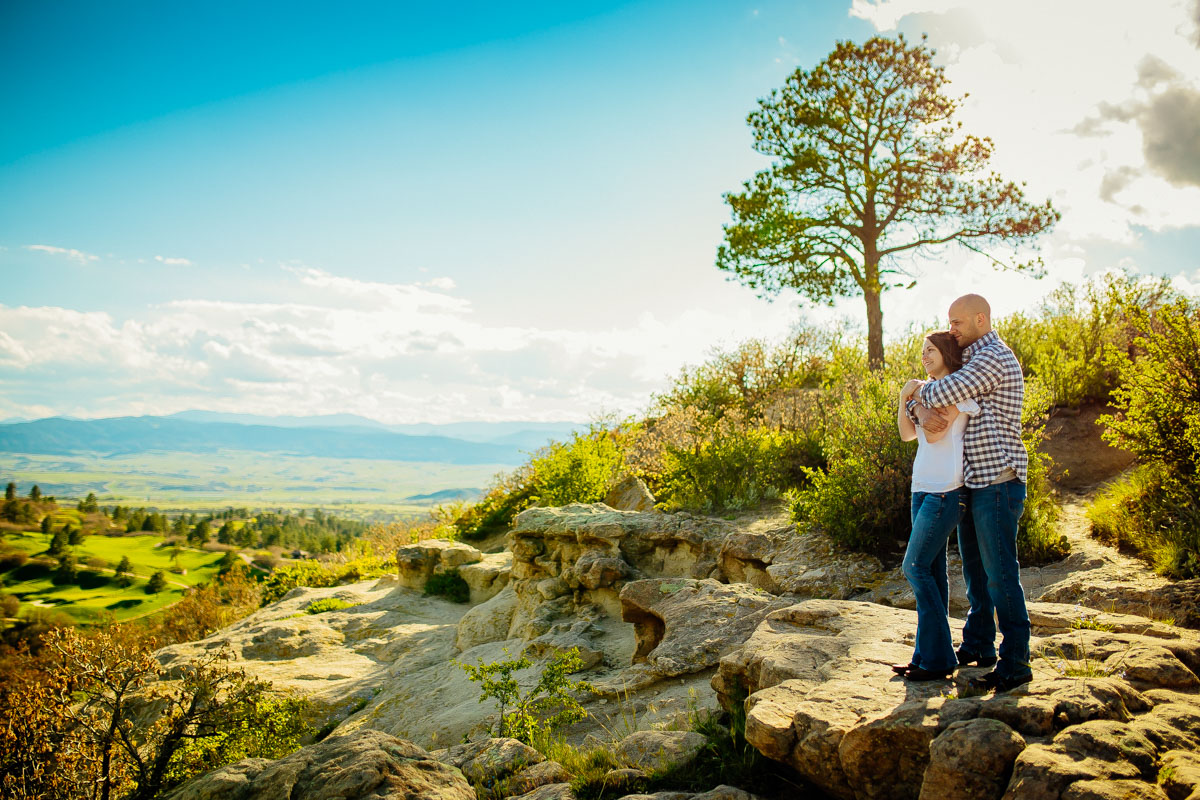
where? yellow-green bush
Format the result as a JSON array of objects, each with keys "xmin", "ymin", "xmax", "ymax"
[
  {"xmin": 454, "ymin": 426, "xmax": 627, "ymax": 540},
  {"xmin": 1089, "ymin": 294, "xmax": 1200, "ymax": 578},
  {"xmin": 997, "ymin": 273, "xmax": 1176, "ymax": 408}
]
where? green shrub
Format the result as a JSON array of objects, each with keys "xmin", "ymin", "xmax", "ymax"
[
  {"xmin": 529, "ymin": 427, "xmax": 627, "ymax": 507},
  {"xmin": 1090, "ymin": 465, "xmax": 1200, "ymax": 579},
  {"xmin": 997, "ymin": 273, "xmax": 1175, "ymax": 408},
  {"xmin": 789, "ymin": 368, "xmax": 915, "ymax": 554},
  {"xmin": 304, "ymin": 597, "xmax": 356, "ymax": 615},
  {"xmin": 424, "ymin": 568, "xmax": 470, "ymax": 603},
  {"xmin": 457, "ymin": 647, "xmax": 593, "ymax": 745},
  {"xmin": 1017, "ymin": 380, "xmax": 1069, "ymax": 565},
  {"xmin": 1090, "ymin": 294, "xmax": 1200, "ymax": 578}
]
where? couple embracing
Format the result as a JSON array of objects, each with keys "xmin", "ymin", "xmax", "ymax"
[{"xmin": 893, "ymin": 294, "xmax": 1033, "ymax": 693}]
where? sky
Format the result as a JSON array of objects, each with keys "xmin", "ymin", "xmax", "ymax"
[{"xmin": 2, "ymin": 0, "xmax": 1199, "ymax": 424}]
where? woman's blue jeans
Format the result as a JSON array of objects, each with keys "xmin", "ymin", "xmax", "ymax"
[
  {"xmin": 904, "ymin": 489, "xmax": 967, "ymax": 672},
  {"xmin": 958, "ymin": 479, "xmax": 1031, "ymax": 679}
]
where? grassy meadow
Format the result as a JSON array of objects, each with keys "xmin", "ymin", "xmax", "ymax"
[{"xmin": 1, "ymin": 530, "xmax": 226, "ymax": 623}]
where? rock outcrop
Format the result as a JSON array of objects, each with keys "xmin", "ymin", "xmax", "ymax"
[
  {"xmin": 164, "ymin": 729, "xmax": 474, "ymax": 800},
  {"xmin": 714, "ymin": 598, "xmax": 1200, "ymax": 800},
  {"xmin": 604, "ymin": 475, "xmax": 657, "ymax": 512}
]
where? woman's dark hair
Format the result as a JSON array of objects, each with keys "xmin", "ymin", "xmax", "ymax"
[{"xmin": 926, "ymin": 330, "xmax": 964, "ymax": 373}]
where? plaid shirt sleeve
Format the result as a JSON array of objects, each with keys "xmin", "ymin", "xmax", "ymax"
[{"xmin": 916, "ymin": 351, "xmax": 1002, "ymax": 407}]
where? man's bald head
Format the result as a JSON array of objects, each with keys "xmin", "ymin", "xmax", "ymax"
[{"xmin": 947, "ymin": 294, "xmax": 993, "ymax": 347}]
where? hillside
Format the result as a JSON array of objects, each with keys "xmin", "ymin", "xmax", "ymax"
[{"xmin": 0, "ymin": 416, "xmax": 525, "ymax": 465}]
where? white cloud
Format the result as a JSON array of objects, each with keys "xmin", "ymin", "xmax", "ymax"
[
  {"xmin": 0, "ymin": 266, "xmax": 801, "ymax": 423},
  {"xmin": 154, "ymin": 255, "xmax": 193, "ymax": 266},
  {"xmin": 848, "ymin": 0, "xmax": 1200, "ymax": 243},
  {"xmin": 25, "ymin": 244, "xmax": 99, "ymax": 263}
]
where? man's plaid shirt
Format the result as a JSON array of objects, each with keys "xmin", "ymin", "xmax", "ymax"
[{"xmin": 909, "ymin": 330, "xmax": 1028, "ymax": 488}]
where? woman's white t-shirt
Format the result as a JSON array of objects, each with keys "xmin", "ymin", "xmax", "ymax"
[{"xmin": 911, "ymin": 399, "xmax": 980, "ymax": 494}]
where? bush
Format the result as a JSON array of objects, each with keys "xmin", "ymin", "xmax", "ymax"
[
  {"xmin": 788, "ymin": 367, "xmax": 915, "ymax": 554},
  {"xmin": 1017, "ymin": 381, "xmax": 1069, "ymax": 564},
  {"xmin": 424, "ymin": 569, "xmax": 470, "ymax": 603},
  {"xmin": 0, "ymin": 551, "xmax": 28, "ymax": 571},
  {"xmin": 1087, "ymin": 293, "xmax": 1200, "ymax": 578},
  {"xmin": 997, "ymin": 273, "xmax": 1175, "ymax": 408},
  {"xmin": 458, "ymin": 647, "xmax": 593, "ymax": 745},
  {"xmin": 653, "ymin": 411, "xmax": 823, "ymax": 511},
  {"xmin": 454, "ymin": 424, "xmax": 627, "ymax": 541},
  {"xmin": 1089, "ymin": 465, "xmax": 1200, "ymax": 579}
]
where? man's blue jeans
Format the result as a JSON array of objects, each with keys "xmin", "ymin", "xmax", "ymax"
[
  {"xmin": 957, "ymin": 479, "xmax": 1031, "ymax": 679},
  {"xmin": 904, "ymin": 490, "xmax": 966, "ymax": 672}
]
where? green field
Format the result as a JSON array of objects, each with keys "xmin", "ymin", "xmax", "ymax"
[
  {"xmin": 1, "ymin": 531, "xmax": 225, "ymax": 623},
  {"xmin": 2, "ymin": 449, "xmax": 503, "ymax": 521}
]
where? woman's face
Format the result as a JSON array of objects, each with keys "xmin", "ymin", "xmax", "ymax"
[{"xmin": 921, "ymin": 338, "xmax": 946, "ymax": 377}]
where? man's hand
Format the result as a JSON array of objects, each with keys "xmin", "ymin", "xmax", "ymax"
[{"xmin": 915, "ymin": 403, "xmax": 950, "ymax": 433}]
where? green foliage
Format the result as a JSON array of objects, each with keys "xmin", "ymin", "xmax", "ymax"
[
  {"xmin": 1089, "ymin": 294, "xmax": 1200, "ymax": 579},
  {"xmin": 161, "ymin": 692, "xmax": 312, "ymax": 792},
  {"xmin": 257, "ymin": 552, "xmax": 395, "ymax": 606},
  {"xmin": 454, "ymin": 425, "xmax": 626, "ymax": 540},
  {"xmin": 1017, "ymin": 380, "xmax": 1069, "ymax": 565},
  {"xmin": 304, "ymin": 597, "xmax": 357, "ymax": 615},
  {"xmin": 458, "ymin": 647, "xmax": 593, "ymax": 745},
  {"xmin": 656, "ymin": 418, "xmax": 822, "ymax": 512},
  {"xmin": 789, "ymin": 367, "xmax": 916, "ymax": 554},
  {"xmin": 146, "ymin": 570, "xmax": 167, "ymax": 594},
  {"xmin": 998, "ymin": 273, "xmax": 1175, "ymax": 407},
  {"xmin": 424, "ymin": 568, "xmax": 470, "ymax": 603},
  {"xmin": 1089, "ymin": 465, "xmax": 1200, "ymax": 579}
]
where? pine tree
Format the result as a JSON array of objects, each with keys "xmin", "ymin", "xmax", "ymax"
[{"xmin": 146, "ymin": 570, "xmax": 167, "ymax": 594}]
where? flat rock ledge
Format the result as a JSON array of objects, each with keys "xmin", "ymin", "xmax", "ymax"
[
  {"xmin": 165, "ymin": 729, "xmax": 474, "ymax": 800},
  {"xmin": 713, "ymin": 599, "xmax": 1200, "ymax": 800}
]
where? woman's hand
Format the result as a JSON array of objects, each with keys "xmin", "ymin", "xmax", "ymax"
[{"xmin": 900, "ymin": 379, "xmax": 924, "ymax": 401}]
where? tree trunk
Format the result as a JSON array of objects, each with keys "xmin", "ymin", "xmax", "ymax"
[{"xmin": 864, "ymin": 286, "xmax": 885, "ymax": 370}]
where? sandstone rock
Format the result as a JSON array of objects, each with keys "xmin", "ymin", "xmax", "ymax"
[
  {"xmin": 693, "ymin": 788, "xmax": 768, "ymax": 800},
  {"xmin": 460, "ymin": 551, "xmax": 513, "ymax": 604},
  {"xmin": 1159, "ymin": 749, "xmax": 1200, "ymax": 800},
  {"xmin": 600, "ymin": 767, "xmax": 649, "ymax": 793},
  {"xmin": 620, "ymin": 579, "xmax": 791, "ymax": 675},
  {"xmin": 506, "ymin": 783, "xmax": 577, "ymax": 800},
  {"xmin": 456, "ymin": 585, "xmax": 518, "ymax": 651},
  {"xmin": 435, "ymin": 737, "xmax": 544, "ymax": 784},
  {"xmin": 505, "ymin": 760, "xmax": 573, "ymax": 795},
  {"xmin": 164, "ymin": 729, "xmax": 473, "ymax": 800},
  {"xmin": 616, "ymin": 730, "xmax": 708, "ymax": 772},
  {"xmin": 1061, "ymin": 780, "xmax": 1169, "ymax": 800},
  {"xmin": 604, "ymin": 475, "xmax": 657, "ymax": 512},
  {"xmin": 919, "ymin": 718, "xmax": 1025, "ymax": 800},
  {"xmin": 718, "ymin": 525, "xmax": 886, "ymax": 598},
  {"xmin": 396, "ymin": 539, "xmax": 483, "ymax": 591}
]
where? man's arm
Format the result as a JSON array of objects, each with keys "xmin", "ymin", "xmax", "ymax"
[{"xmin": 917, "ymin": 350, "xmax": 1003, "ymax": 407}]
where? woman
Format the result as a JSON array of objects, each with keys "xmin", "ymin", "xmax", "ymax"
[{"xmin": 892, "ymin": 331, "xmax": 979, "ymax": 681}]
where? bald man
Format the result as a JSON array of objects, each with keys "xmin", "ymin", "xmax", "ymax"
[{"xmin": 906, "ymin": 293, "xmax": 1032, "ymax": 692}]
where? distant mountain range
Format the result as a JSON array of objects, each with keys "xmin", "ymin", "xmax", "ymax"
[{"xmin": 0, "ymin": 413, "xmax": 586, "ymax": 465}]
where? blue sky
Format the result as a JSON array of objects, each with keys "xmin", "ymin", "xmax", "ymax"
[{"xmin": 2, "ymin": 0, "xmax": 1199, "ymax": 423}]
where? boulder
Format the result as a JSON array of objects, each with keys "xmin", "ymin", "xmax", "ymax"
[
  {"xmin": 460, "ymin": 551, "xmax": 513, "ymax": 604},
  {"xmin": 616, "ymin": 730, "xmax": 708, "ymax": 772},
  {"xmin": 716, "ymin": 598, "xmax": 1200, "ymax": 800},
  {"xmin": 919, "ymin": 718, "xmax": 1026, "ymax": 800},
  {"xmin": 506, "ymin": 784, "xmax": 577, "ymax": 800},
  {"xmin": 396, "ymin": 539, "xmax": 483, "ymax": 591},
  {"xmin": 433, "ymin": 736, "xmax": 544, "ymax": 784},
  {"xmin": 504, "ymin": 760, "xmax": 574, "ymax": 795},
  {"xmin": 605, "ymin": 475, "xmax": 657, "ymax": 512},
  {"xmin": 456, "ymin": 585, "xmax": 519, "ymax": 651},
  {"xmin": 718, "ymin": 525, "xmax": 886, "ymax": 598},
  {"xmin": 619, "ymin": 578, "xmax": 791, "ymax": 675},
  {"xmin": 164, "ymin": 729, "xmax": 473, "ymax": 800},
  {"xmin": 1158, "ymin": 749, "xmax": 1200, "ymax": 800}
]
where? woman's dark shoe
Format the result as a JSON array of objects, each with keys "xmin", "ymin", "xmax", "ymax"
[
  {"xmin": 891, "ymin": 662, "xmax": 917, "ymax": 675},
  {"xmin": 956, "ymin": 649, "xmax": 998, "ymax": 668},
  {"xmin": 903, "ymin": 666, "xmax": 954, "ymax": 681},
  {"xmin": 967, "ymin": 671, "xmax": 1032, "ymax": 692}
]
